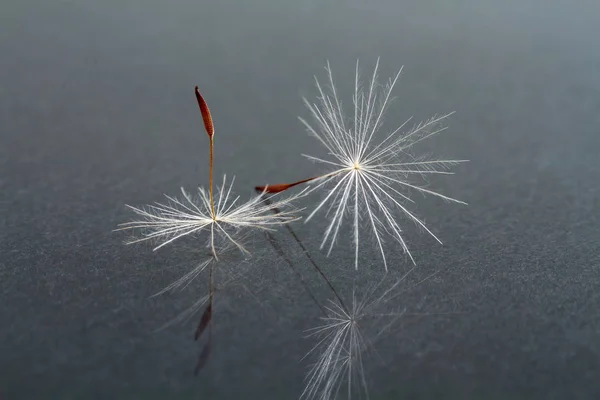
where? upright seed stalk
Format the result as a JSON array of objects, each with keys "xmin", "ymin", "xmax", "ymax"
[
  {"xmin": 193, "ymin": 87, "xmax": 217, "ymax": 374},
  {"xmin": 209, "ymin": 135, "xmax": 215, "ymax": 218}
]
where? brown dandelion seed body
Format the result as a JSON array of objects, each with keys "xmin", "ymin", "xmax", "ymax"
[
  {"xmin": 194, "ymin": 86, "xmax": 214, "ymax": 138},
  {"xmin": 256, "ymin": 176, "xmax": 319, "ymax": 193}
]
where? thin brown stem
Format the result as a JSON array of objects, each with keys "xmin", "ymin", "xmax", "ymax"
[{"xmin": 209, "ymin": 136, "xmax": 215, "ymax": 218}]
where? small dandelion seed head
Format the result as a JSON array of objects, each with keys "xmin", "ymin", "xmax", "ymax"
[
  {"xmin": 117, "ymin": 175, "xmax": 307, "ymax": 256},
  {"xmin": 299, "ymin": 59, "xmax": 468, "ymax": 270}
]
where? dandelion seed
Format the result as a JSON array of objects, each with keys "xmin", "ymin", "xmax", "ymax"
[
  {"xmin": 258, "ymin": 59, "xmax": 468, "ymax": 270},
  {"xmin": 118, "ymin": 86, "xmax": 309, "ymax": 378},
  {"xmin": 118, "ymin": 87, "xmax": 306, "ymax": 258}
]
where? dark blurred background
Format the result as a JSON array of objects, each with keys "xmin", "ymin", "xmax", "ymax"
[{"xmin": 1, "ymin": 0, "xmax": 600, "ymax": 398}]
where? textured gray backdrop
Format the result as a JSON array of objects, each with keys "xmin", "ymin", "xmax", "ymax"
[{"xmin": 1, "ymin": 0, "xmax": 600, "ymax": 399}]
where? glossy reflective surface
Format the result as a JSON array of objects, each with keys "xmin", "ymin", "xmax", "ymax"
[{"xmin": 2, "ymin": 1, "xmax": 600, "ymax": 398}]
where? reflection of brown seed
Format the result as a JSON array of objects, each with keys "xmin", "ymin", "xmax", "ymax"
[
  {"xmin": 194, "ymin": 340, "xmax": 212, "ymax": 376},
  {"xmin": 256, "ymin": 176, "xmax": 318, "ymax": 193},
  {"xmin": 194, "ymin": 303, "xmax": 213, "ymax": 341},
  {"xmin": 194, "ymin": 86, "xmax": 214, "ymax": 138}
]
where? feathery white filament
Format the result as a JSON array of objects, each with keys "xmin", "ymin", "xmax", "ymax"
[
  {"xmin": 300, "ymin": 59, "xmax": 467, "ymax": 270},
  {"xmin": 118, "ymin": 175, "xmax": 305, "ymax": 256}
]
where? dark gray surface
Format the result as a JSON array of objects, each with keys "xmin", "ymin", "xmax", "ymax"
[{"xmin": 2, "ymin": 0, "xmax": 600, "ymax": 399}]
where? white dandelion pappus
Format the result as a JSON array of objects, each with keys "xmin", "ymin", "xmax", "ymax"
[
  {"xmin": 117, "ymin": 174, "xmax": 306, "ymax": 257},
  {"xmin": 299, "ymin": 59, "xmax": 467, "ymax": 270}
]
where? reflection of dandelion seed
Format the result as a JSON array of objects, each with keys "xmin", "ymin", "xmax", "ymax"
[
  {"xmin": 258, "ymin": 59, "xmax": 467, "ymax": 270},
  {"xmin": 152, "ymin": 239, "xmax": 263, "ymax": 375},
  {"xmin": 302, "ymin": 293, "xmax": 372, "ymax": 400},
  {"xmin": 151, "ymin": 238, "xmax": 253, "ymax": 298},
  {"xmin": 302, "ymin": 268, "xmax": 435, "ymax": 400}
]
